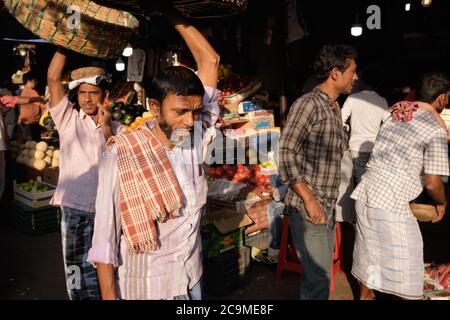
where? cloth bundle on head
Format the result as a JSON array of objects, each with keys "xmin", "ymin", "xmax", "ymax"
[
  {"xmin": 69, "ymin": 66, "xmax": 112, "ymax": 90},
  {"xmin": 390, "ymin": 100, "xmax": 447, "ymax": 129},
  {"xmin": 390, "ymin": 101, "xmax": 418, "ymax": 122}
]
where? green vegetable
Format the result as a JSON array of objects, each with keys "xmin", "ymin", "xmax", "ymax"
[
  {"xmin": 122, "ymin": 114, "xmax": 134, "ymax": 125},
  {"xmin": 18, "ymin": 180, "xmax": 49, "ymax": 193},
  {"xmin": 112, "ymin": 111, "xmax": 122, "ymax": 121}
]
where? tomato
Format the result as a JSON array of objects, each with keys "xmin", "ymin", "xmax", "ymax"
[
  {"xmin": 215, "ymin": 167, "xmax": 224, "ymax": 178},
  {"xmin": 208, "ymin": 167, "xmax": 217, "ymax": 178}
]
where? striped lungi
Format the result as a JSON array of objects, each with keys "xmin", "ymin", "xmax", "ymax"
[{"xmin": 352, "ymin": 201, "xmax": 424, "ymax": 300}]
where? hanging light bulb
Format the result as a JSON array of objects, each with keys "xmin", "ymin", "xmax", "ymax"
[
  {"xmin": 19, "ymin": 48, "xmax": 27, "ymax": 56},
  {"xmin": 115, "ymin": 58, "xmax": 125, "ymax": 71},
  {"xmin": 351, "ymin": 24, "xmax": 363, "ymax": 37},
  {"xmin": 350, "ymin": 14, "xmax": 363, "ymax": 37},
  {"xmin": 122, "ymin": 43, "xmax": 133, "ymax": 57},
  {"xmin": 405, "ymin": 3, "xmax": 411, "ymax": 11},
  {"xmin": 421, "ymin": 0, "xmax": 432, "ymax": 7}
]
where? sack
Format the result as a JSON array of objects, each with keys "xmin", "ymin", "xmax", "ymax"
[{"xmin": 409, "ymin": 203, "xmax": 437, "ymax": 222}]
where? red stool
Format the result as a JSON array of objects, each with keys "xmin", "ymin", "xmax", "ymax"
[
  {"xmin": 275, "ymin": 216, "xmax": 343, "ymax": 292},
  {"xmin": 275, "ymin": 216, "xmax": 303, "ymax": 279}
]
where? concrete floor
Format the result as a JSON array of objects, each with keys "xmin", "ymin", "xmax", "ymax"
[
  {"xmin": 0, "ymin": 215, "xmax": 355, "ymax": 300},
  {"xmin": 1, "ymin": 201, "xmax": 448, "ymax": 300}
]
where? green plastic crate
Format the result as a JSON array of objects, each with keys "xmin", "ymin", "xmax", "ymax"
[{"xmin": 201, "ymin": 224, "xmax": 245, "ymax": 258}]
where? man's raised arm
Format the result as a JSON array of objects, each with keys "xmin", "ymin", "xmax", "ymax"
[{"xmin": 47, "ymin": 48, "xmax": 68, "ymax": 107}]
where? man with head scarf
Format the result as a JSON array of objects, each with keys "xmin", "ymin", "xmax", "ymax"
[
  {"xmin": 351, "ymin": 72, "xmax": 450, "ymax": 300},
  {"xmin": 47, "ymin": 51, "xmax": 121, "ymax": 299}
]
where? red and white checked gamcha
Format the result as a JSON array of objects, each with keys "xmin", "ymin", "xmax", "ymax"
[{"xmin": 107, "ymin": 126, "xmax": 183, "ymax": 254}]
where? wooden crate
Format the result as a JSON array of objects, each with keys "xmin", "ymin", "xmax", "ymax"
[{"xmin": 13, "ymin": 181, "xmax": 56, "ymax": 209}]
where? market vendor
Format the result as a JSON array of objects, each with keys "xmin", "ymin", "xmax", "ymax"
[
  {"xmin": 87, "ymin": 5, "xmax": 220, "ymax": 300},
  {"xmin": 46, "ymin": 50, "xmax": 122, "ymax": 300}
]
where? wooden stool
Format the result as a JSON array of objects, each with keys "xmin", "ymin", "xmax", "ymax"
[{"xmin": 275, "ymin": 216, "xmax": 343, "ymax": 292}]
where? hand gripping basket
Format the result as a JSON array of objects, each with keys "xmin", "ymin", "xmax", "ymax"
[
  {"xmin": 173, "ymin": 0, "xmax": 248, "ymax": 19},
  {"xmin": 3, "ymin": 0, "xmax": 139, "ymax": 59},
  {"xmin": 410, "ymin": 203, "xmax": 438, "ymax": 222}
]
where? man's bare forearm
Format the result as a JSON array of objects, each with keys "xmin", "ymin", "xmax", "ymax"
[
  {"xmin": 47, "ymin": 48, "xmax": 68, "ymax": 107},
  {"xmin": 290, "ymin": 182, "xmax": 316, "ymax": 203},
  {"xmin": 163, "ymin": 7, "xmax": 220, "ymax": 88},
  {"xmin": 424, "ymin": 174, "xmax": 447, "ymax": 205},
  {"xmin": 16, "ymin": 96, "xmax": 42, "ymax": 105},
  {"xmin": 96, "ymin": 263, "xmax": 117, "ymax": 300},
  {"xmin": 102, "ymin": 126, "xmax": 113, "ymax": 141}
]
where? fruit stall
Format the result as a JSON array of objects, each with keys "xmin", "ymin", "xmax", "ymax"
[
  {"xmin": 3, "ymin": 0, "xmax": 286, "ymax": 297},
  {"xmin": 201, "ymin": 65, "xmax": 282, "ymax": 294}
]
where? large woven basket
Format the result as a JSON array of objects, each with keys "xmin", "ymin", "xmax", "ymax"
[
  {"xmin": 3, "ymin": 0, "xmax": 139, "ymax": 59},
  {"xmin": 173, "ymin": 0, "xmax": 248, "ymax": 19}
]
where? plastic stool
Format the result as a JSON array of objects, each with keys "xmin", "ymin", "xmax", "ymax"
[
  {"xmin": 330, "ymin": 221, "xmax": 343, "ymax": 292},
  {"xmin": 275, "ymin": 216, "xmax": 343, "ymax": 292},
  {"xmin": 275, "ymin": 216, "xmax": 303, "ymax": 279}
]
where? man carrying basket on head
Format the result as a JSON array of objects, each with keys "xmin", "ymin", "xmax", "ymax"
[{"xmin": 47, "ymin": 49, "xmax": 122, "ymax": 300}]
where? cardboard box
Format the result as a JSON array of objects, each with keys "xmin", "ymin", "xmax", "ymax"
[
  {"xmin": 238, "ymin": 101, "xmax": 263, "ymax": 114},
  {"xmin": 42, "ymin": 166, "xmax": 59, "ymax": 186},
  {"xmin": 207, "ymin": 197, "xmax": 272, "ymax": 236},
  {"xmin": 201, "ymin": 208, "xmax": 253, "ymax": 258},
  {"xmin": 247, "ymin": 110, "xmax": 274, "ymax": 129}
]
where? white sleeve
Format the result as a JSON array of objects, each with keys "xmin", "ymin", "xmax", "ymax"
[{"xmin": 87, "ymin": 145, "xmax": 122, "ymax": 267}]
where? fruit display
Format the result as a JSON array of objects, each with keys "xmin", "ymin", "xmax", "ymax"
[
  {"xmin": 207, "ymin": 164, "xmax": 272, "ymax": 190},
  {"xmin": 17, "ymin": 180, "xmax": 49, "ymax": 193},
  {"xmin": 425, "ymin": 263, "xmax": 450, "ymax": 290},
  {"xmin": 127, "ymin": 112, "xmax": 155, "ymax": 132},
  {"xmin": 108, "ymin": 101, "xmax": 146, "ymax": 126},
  {"xmin": 15, "ymin": 140, "xmax": 59, "ymax": 170},
  {"xmin": 217, "ymin": 70, "xmax": 252, "ymax": 106}
]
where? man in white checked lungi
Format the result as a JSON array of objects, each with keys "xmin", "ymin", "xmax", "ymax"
[{"xmin": 350, "ymin": 72, "xmax": 450, "ymax": 300}]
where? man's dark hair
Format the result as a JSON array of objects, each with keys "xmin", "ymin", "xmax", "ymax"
[
  {"xmin": 145, "ymin": 66, "xmax": 204, "ymax": 103},
  {"xmin": 416, "ymin": 72, "xmax": 450, "ymax": 103},
  {"xmin": 23, "ymin": 71, "xmax": 37, "ymax": 83},
  {"xmin": 314, "ymin": 44, "xmax": 358, "ymax": 83}
]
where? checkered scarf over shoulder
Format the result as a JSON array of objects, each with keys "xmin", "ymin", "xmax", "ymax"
[{"xmin": 107, "ymin": 126, "xmax": 183, "ymax": 254}]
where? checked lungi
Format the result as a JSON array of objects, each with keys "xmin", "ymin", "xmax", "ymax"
[
  {"xmin": 351, "ymin": 201, "xmax": 424, "ymax": 300},
  {"xmin": 61, "ymin": 206, "xmax": 100, "ymax": 300}
]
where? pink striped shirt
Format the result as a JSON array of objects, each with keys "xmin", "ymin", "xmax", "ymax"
[
  {"xmin": 49, "ymin": 96, "xmax": 122, "ymax": 213},
  {"xmin": 88, "ymin": 86, "xmax": 220, "ymax": 299}
]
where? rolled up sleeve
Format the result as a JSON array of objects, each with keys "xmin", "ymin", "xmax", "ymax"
[
  {"xmin": 278, "ymin": 97, "xmax": 316, "ymax": 185},
  {"xmin": 201, "ymin": 86, "xmax": 221, "ymax": 128},
  {"xmin": 87, "ymin": 145, "xmax": 122, "ymax": 268}
]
